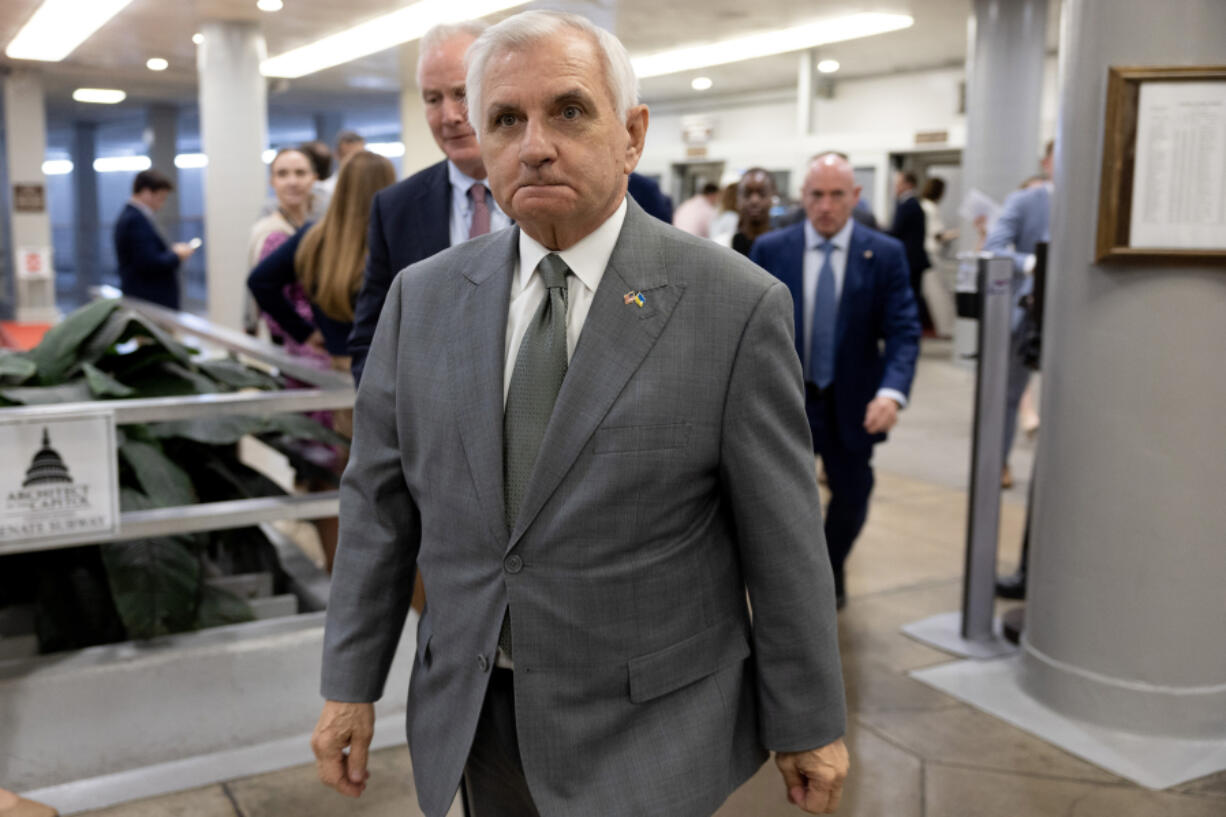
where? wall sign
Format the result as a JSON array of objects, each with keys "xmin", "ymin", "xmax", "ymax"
[
  {"xmin": 0, "ymin": 411, "xmax": 120, "ymax": 553},
  {"xmin": 16, "ymin": 246, "xmax": 53, "ymax": 280},
  {"xmin": 1096, "ymin": 66, "xmax": 1226, "ymax": 262},
  {"xmin": 13, "ymin": 184, "xmax": 45, "ymax": 213}
]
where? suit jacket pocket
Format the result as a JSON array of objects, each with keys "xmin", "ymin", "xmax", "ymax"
[
  {"xmin": 628, "ymin": 617, "xmax": 750, "ymax": 704},
  {"xmin": 594, "ymin": 423, "xmax": 691, "ymax": 454}
]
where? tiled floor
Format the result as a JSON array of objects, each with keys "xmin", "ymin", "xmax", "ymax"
[{"xmin": 71, "ymin": 347, "xmax": 1224, "ymax": 816}]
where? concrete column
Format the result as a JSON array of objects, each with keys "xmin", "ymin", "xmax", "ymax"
[
  {"xmin": 1021, "ymin": 0, "xmax": 1226, "ymax": 738},
  {"xmin": 197, "ymin": 21, "xmax": 268, "ymax": 330},
  {"xmin": 2, "ymin": 70, "xmax": 57, "ymax": 322},
  {"xmin": 796, "ymin": 49, "xmax": 815, "ymax": 138},
  {"xmin": 955, "ymin": 0, "xmax": 1047, "ymax": 358},
  {"xmin": 313, "ymin": 113, "xmax": 343, "ymax": 154},
  {"xmin": 146, "ymin": 103, "xmax": 180, "ymax": 240},
  {"xmin": 397, "ymin": 41, "xmax": 444, "ymax": 178},
  {"xmin": 71, "ymin": 121, "xmax": 100, "ymax": 304}
]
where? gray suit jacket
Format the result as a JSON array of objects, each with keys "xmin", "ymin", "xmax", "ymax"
[{"xmin": 321, "ymin": 198, "xmax": 846, "ymax": 817}]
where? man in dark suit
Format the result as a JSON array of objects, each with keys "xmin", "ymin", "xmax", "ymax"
[
  {"xmin": 751, "ymin": 153, "xmax": 921, "ymax": 606},
  {"xmin": 113, "ymin": 169, "xmax": 194, "ymax": 310},
  {"xmin": 348, "ymin": 21, "xmax": 511, "ymax": 383},
  {"xmin": 889, "ymin": 170, "xmax": 930, "ymax": 331},
  {"xmin": 313, "ymin": 11, "xmax": 848, "ymax": 817}
]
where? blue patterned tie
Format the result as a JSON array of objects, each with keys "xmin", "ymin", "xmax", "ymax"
[{"xmin": 809, "ymin": 240, "xmax": 837, "ymax": 389}]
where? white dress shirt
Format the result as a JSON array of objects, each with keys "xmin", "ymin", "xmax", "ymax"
[
  {"xmin": 802, "ymin": 217, "xmax": 908, "ymax": 409},
  {"xmin": 448, "ymin": 161, "xmax": 512, "ymax": 246},
  {"xmin": 503, "ymin": 197, "xmax": 627, "ymax": 403}
]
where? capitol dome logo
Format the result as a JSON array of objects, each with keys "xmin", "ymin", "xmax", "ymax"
[{"xmin": 7, "ymin": 428, "xmax": 90, "ymax": 512}]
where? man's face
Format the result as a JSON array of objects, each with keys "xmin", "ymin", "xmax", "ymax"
[
  {"xmin": 420, "ymin": 34, "xmax": 483, "ymax": 177},
  {"xmin": 803, "ymin": 160, "xmax": 861, "ymax": 239},
  {"xmin": 478, "ymin": 31, "xmax": 647, "ymax": 249},
  {"xmin": 147, "ymin": 189, "xmax": 170, "ymax": 211},
  {"xmin": 894, "ymin": 172, "xmax": 911, "ymax": 197},
  {"xmin": 337, "ymin": 139, "xmax": 365, "ymax": 164},
  {"xmin": 738, "ymin": 172, "xmax": 774, "ymax": 223}
]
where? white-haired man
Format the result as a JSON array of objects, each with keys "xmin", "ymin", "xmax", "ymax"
[
  {"xmin": 346, "ymin": 21, "xmax": 512, "ymax": 384},
  {"xmin": 312, "ymin": 11, "xmax": 849, "ymax": 817}
]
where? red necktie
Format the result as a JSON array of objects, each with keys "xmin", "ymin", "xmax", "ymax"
[{"xmin": 470, "ymin": 182, "xmax": 490, "ymax": 238}]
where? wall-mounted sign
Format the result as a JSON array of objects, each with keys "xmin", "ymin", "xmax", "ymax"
[
  {"xmin": 680, "ymin": 114, "xmax": 715, "ymax": 146},
  {"xmin": 915, "ymin": 130, "xmax": 950, "ymax": 145},
  {"xmin": 16, "ymin": 246, "xmax": 52, "ymax": 280},
  {"xmin": 1096, "ymin": 65, "xmax": 1226, "ymax": 262},
  {"xmin": 13, "ymin": 184, "xmax": 45, "ymax": 213},
  {"xmin": 685, "ymin": 146, "xmax": 709, "ymax": 159},
  {"xmin": 0, "ymin": 411, "xmax": 119, "ymax": 554}
]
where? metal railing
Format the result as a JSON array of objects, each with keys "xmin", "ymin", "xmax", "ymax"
[{"xmin": 0, "ymin": 291, "xmax": 355, "ymax": 557}]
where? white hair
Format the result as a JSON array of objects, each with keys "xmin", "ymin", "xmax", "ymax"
[
  {"xmin": 416, "ymin": 21, "xmax": 488, "ymax": 87},
  {"xmin": 465, "ymin": 10, "xmax": 639, "ymax": 136}
]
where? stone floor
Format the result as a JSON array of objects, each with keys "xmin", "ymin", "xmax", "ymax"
[{"xmin": 71, "ymin": 345, "xmax": 1225, "ymax": 816}]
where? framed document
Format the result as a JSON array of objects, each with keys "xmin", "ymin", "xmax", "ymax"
[{"xmin": 1096, "ymin": 66, "xmax": 1226, "ymax": 262}]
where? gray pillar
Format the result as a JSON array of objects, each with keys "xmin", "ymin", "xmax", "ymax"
[
  {"xmin": 146, "ymin": 103, "xmax": 180, "ymax": 240},
  {"xmin": 955, "ymin": 0, "xmax": 1047, "ymax": 359},
  {"xmin": 1020, "ymin": 0, "xmax": 1226, "ymax": 739},
  {"xmin": 197, "ymin": 21, "xmax": 268, "ymax": 330},
  {"xmin": 71, "ymin": 121, "xmax": 100, "ymax": 304},
  {"xmin": 796, "ymin": 49, "xmax": 815, "ymax": 138},
  {"xmin": 2, "ymin": 69, "xmax": 57, "ymax": 322}
]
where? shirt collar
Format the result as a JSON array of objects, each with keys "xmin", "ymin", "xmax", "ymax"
[
  {"xmin": 129, "ymin": 197, "xmax": 156, "ymax": 221},
  {"xmin": 447, "ymin": 160, "xmax": 485, "ymax": 195},
  {"xmin": 804, "ymin": 215, "xmax": 854, "ymax": 252},
  {"xmin": 517, "ymin": 197, "xmax": 628, "ymax": 296}
]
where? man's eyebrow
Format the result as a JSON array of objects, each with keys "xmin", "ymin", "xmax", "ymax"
[
  {"xmin": 487, "ymin": 101, "xmax": 521, "ymax": 119},
  {"xmin": 551, "ymin": 89, "xmax": 595, "ymax": 108}
]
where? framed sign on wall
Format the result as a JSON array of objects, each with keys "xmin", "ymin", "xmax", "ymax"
[{"xmin": 1096, "ymin": 66, "xmax": 1226, "ymax": 262}]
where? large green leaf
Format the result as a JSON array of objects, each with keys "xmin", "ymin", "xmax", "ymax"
[
  {"xmin": 75, "ymin": 308, "xmax": 193, "ymax": 375},
  {"xmin": 196, "ymin": 583, "xmax": 255, "ymax": 629},
  {"xmin": 146, "ymin": 414, "xmax": 348, "ymax": 447},
  {"xmin": 101, "ymin": 488, "xmax": 201, "ymax": 639},
  {"xmin": 0, "ymin": 352, "xmax": 37, "ymax": 385},
  {"xmin": 197, "ymin": 358, "xmax": 282, "ymax": 391},
  {"xmin": 120, "ymin": 360, "xmax": 219, "ymax": 398},
  {"xmin": 0, "ymin": 380, "xmax": 93, "ymax": 405},
  {"xmin": 96, "ymin": 344, "xmax": 177, "ymax": 381},
  {"xmin": 82, "ymin": 362, "xmax": 136, "ymax": 398},
  {"xmin": 26, "ymin": 299, "xmax": 120, "ymax": 385},
  {"xmin": 119, "ymin": 439, "xmax": 197, "ymax": 507}
]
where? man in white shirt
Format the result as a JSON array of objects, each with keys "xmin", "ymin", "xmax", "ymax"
[
  {"xmin": 751, "ymin": 154, "xmax": 921, "ymax": 607},
  {"xmin": 347, "ymin": 21, "xmax": 512, "ymax": 383},
  {"xmin": 672, "ymin": 182, "xmax": 720, "ymax": 236},
  {"xmin": 312, "ymin": 11, "xmax": 848, "ymax": 817}
]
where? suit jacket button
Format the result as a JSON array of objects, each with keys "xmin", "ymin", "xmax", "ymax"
[
  {"xmin": 476, "ymin": 654, "xmax": 489, "ymax": 672},
  {"xmin": 504, "ymin": 555, "xmax": 523, "ymax": 574}
]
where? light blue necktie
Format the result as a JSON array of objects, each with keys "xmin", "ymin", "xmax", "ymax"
[{"xmin": 808, "ymin": 240, "xmax": 837, "ymax": 389}]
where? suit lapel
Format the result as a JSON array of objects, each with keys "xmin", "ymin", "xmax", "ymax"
[
  {"xmin": 448, "ymin": 228, "xmax": 518, "ymax": 550},
  {"xmin": 779, "ymin": 224, "xmax": 808, "ymax": 363},
  {"xmin": 838, "ymin": 224, "xmax": 870, "ymax": 350},
  {"xmin": 416, "ymin": 161, "xmax": 451, "ymax": 257},
  {"xmin": 506, "ymin": 199, "xmax": 685, "ymax": 550}
]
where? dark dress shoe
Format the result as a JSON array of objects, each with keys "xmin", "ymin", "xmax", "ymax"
[{"xmin": 995, "ymin": 570, "xmax": 1027, "ymax": 599}]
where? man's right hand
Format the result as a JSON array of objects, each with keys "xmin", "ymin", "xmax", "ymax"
[
  {"xmin": 171, "ymin": 242, "xmax": 194, "ymax": 261},
  {"xmin": 311, "ymin": 700, "xmax": 374, "ymax": 798}
]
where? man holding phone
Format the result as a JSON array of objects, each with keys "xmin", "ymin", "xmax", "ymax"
[{"xmin": 114, "ymin": 169, "xmax": 196, "ymax": 310}]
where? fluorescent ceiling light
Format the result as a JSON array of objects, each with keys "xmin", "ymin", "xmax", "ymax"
[
  {"xmin": 146, "ymin": 57, "xmax": 168, "ymax": 71},
  {"xmin": 691, "ymin": 77, "xmax": 713, "ymax": 91},
  {"xmin": 43, "ymin": 159, "xmax": 74, "ymax": 175},
  {"xmin": 73, "ymin": 87, "xmax": 126, "ymax": 104},
  {"xmin": 367, "ymin": 141, "xmax": 406, "ymax": 158},
  {"xmin": 192, "ymin": 33, "xmax": 204, "ymax": 45},
  {"xmin": 261, "ymin": 0, "xmax": 530, "ymax": 79},
  {"xmin": 817, "ymin": 59, "xmax": 840, "ymax": 74},
  {"xmin": 632, "ymin": 13, "xmax": 913, "ymax": 79},
  {"xmin": 257, "ymin": 0, "xmax": 283, "ymax": 11},
  {"xmin": 5, "ymin": 0, "xmax": 135, "ymax": 62},
  {"xmin": 94, "ymin": 155, "xmax": 151, "ymax": 173},
  {"xmin": 175, "ymin": 153, "xmax": 208, "ymax": 169}
]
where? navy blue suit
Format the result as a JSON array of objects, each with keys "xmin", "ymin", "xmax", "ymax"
[
  {"xmin": 626, "ymin": 172, "xmax": 674, "ymax": 224},
  {"xmin": 114, "ymin": 203, "xmax": 181, "ymax": 310},
  {"xmin": 751, "ymin": 220, "xmax": 920, "ymax": 578},
  {"xmin": 348, "ymin": 160, "xmax": 451, "ymax": 384}
]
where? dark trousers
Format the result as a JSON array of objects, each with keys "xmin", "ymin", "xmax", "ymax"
[
  {"xmin": 463, "ymin": 669, "xmax": 541, "ymax": 817},
  {"xmin": 806, "ymin": 384, "xmax": 875, "ymax": 577}
]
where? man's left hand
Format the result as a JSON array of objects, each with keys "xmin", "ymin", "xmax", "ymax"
[
  {"xmin": 863, "ymin": 396, "xmax": 900, "ymax": 434},
  {"xmin": 776, "ymin": 738, "xmax": 850, "ymax": 813}
]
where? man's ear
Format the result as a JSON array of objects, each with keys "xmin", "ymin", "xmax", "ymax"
[{"xmin": 623, "ymin": 104, "xmax": 649, "ymax": 174}]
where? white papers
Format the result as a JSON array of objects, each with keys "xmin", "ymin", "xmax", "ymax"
[
  {"xmin": 959, "ymin": 188, "xmax": 1002, "ymax": 232},
  {"xmin": 1129, "ymin": 80, "xmax": 1226, "ymax": 250}
]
